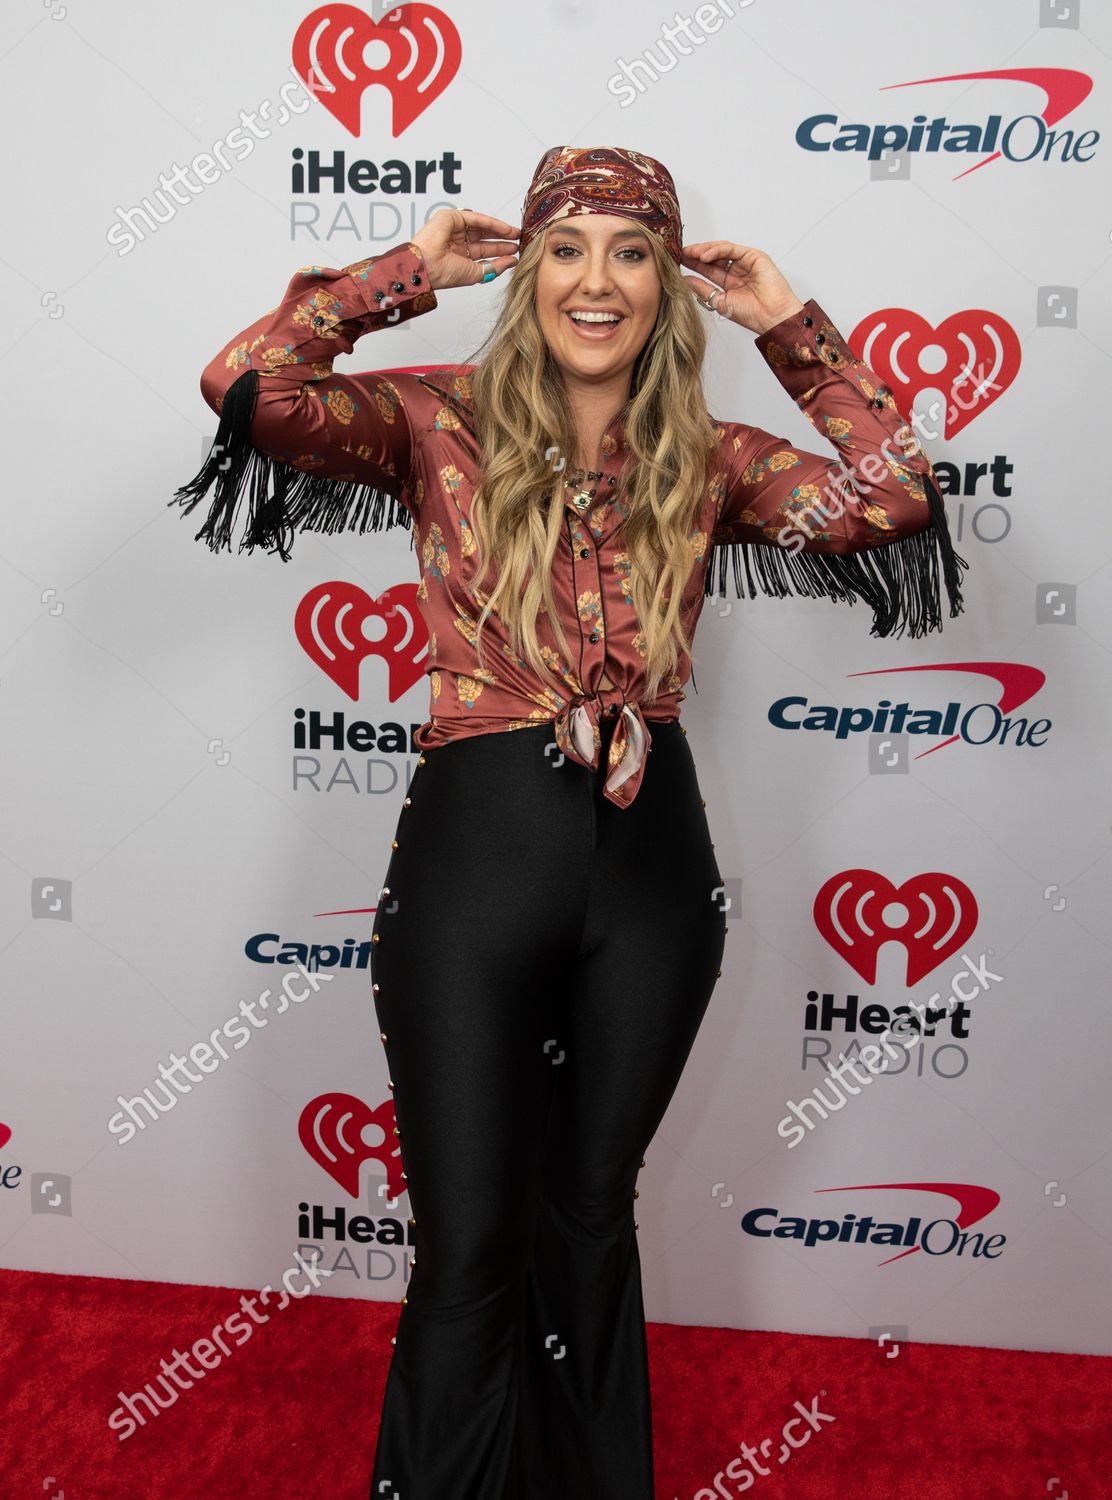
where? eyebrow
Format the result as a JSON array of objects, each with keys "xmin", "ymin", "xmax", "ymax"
[{"xmin": 549, "ymin": 224, "xmax": 649, "ymax": 242}]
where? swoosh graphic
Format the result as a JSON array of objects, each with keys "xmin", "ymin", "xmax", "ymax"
[
  {"xmin": 815, "ymin": 1180, "xmax": 1001, "ymax": 1266},
  {"xmin": 879, "ymin": 68, "xmax": 1093, "ymax": 180},
  {"xmin": 846, "ymin": 661, "xmax": 1046, "ymax": 757}
]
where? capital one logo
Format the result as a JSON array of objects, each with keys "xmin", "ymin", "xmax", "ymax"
[
  {"xmin": 770, "ymin": 662, "xmax": 1051, "ymax": 759},
  {"xmin": 296, "ymin": 580, "xmax": 427, "ymax": 700},
  {"xmin": 813, "ymin": 869, "xmax": 979, "ymax": 986},
  {"xmin": 744, "ymin": 1181, "xmax": 1003, "ymax": 1266},
  {"xmin": 293, "ymin": 3, "xmax": 462, "ymax": 136},
  {"xmin": 299, "ymin": 1091, "xmax": 405, "ymax": 1200},
  {"xmin": 799, "ymin": 67, "xmax": 1097, "ymax": 178},
  {"xmin": 847, "ymin": 307, "xmax": 1021, "ymax": 440}
]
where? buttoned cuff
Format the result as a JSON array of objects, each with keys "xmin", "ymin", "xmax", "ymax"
[
  {"xmin": 754, "ymin": 297, "xmax": 853, "ymax": 366},
  {"xmin": 345, "ymin": 241, "xmax": 437, "ymax": 322}
]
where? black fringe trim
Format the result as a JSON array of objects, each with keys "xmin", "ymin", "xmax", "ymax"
[
  {"xmin": 703, "ymin": 470, "xmax": 970, "ymax": 639},
  {"xmin": 168, "ymin": 368, "xmax": 414, "ymax": 561}
]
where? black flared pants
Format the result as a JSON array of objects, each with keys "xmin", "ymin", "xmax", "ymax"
[{"xmin": 367, "ymin": 715, "xmax": 727, "ymax": 1500}]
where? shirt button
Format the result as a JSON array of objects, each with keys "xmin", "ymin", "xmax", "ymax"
[
  {"xmin": 589, "ymin": 631, "xmax": 599, "ymax": 644},
  {"xmin": 579, "ymin": 547, "xmax": 590, "ymax": 558},
  {"xmin": 802, "ymin": 315, "xmax": 813, "ymax": 327},
  {"xmin": 606, "ymin": 703, "xmax": 619, "ymax": 716}
]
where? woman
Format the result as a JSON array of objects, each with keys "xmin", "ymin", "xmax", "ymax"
[{"xmin": 172, "ymin": 146, "xmax": 967, "ymax": 1499}]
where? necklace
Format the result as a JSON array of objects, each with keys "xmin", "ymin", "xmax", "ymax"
[{"xmin": 563, "ymin": 465, "xmax": 604, "ymax": 510}]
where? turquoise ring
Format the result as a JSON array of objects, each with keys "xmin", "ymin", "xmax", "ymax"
[{"xmin": 481, "ymin": 266, "xmax": 497, "ymax": 283}]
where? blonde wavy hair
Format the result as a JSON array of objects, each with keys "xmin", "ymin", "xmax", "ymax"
[{"xmin": 452, "ymin": 224, "xmax": 719, "ymax": 707}]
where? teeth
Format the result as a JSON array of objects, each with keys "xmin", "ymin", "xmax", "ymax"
[{"xmin": 569, "ymin": 311, "xmax": 621, "ymax": 323}]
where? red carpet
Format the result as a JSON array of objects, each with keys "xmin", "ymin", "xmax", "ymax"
[{"xmin": 3, "ymin": 1266, "xmax": 1107, "ymax": 1497}]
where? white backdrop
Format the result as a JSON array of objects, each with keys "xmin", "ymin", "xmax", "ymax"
[{"xmin": 2, "ymin": 0, "xmax": 1111, "ymax": 1358}]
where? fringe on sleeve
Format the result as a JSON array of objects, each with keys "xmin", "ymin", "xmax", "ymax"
[
  {"xmin": 167, "ymin": 369, "xmax": 415, "ymax": 562},
  {"xmin": 702, "ymin": 469, "xmax": 969, "ymax": 639}
]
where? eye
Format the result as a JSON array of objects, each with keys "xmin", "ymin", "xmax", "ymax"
[{"xmin": 552, "ymin": 244, "xmax": 647, "ymax": 261}]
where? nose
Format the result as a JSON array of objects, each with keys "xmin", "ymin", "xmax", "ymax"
[{"xmin": 576, "ymin": 249, "xmax": 616, "ymax": 297}]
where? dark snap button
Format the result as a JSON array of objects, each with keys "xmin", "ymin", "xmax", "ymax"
[
  {"xmin": 391, "ymin": 281, "xmax": 405, "ymax": 293},
  {"xmin": 802, "ymin": 315, "xmax": 813, "ymax": 327},
  {"xmin": 579, "ymin": 547, "xmax": 590, "ymax": 558},
  {"xmin": 588, "ymin": 632, "xmax": 599, "ymax": 644}
]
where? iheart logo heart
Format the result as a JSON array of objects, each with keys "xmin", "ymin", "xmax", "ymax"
[
  {"xmin": 848, "ymin": 307, "xmax": 1021, "ymax": 440},
  {"xmin": 0, "ymin": 1123, "xmax": 11, "ymax": 1152},
  {"xmin": 299, "ymin": 1092, "xmax": 405, "ymax": 1201},
  {"xmin": 813, "ymin": 869, "xmax": 979, "ymax": 986},
  {"xmin": 295, "ymin": 580, "xmax": 427, "ymax": 701},
  {"xmin": 293, "ymin": 3, "xmax": 462, "ymax": 137}
]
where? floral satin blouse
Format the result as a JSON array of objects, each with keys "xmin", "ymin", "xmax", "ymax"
[{"xmin": 171, "ymin": 241, "xmax": 967, "ymax": 809}]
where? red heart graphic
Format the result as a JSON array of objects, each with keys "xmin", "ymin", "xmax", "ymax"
[
  {"xmin": 293, "ymin": 3, "xmax": 462, "ymax": 137},
  {"xmin": 299, "ymin": 1091, "xmax": 405, "ymax": 1201},
  {"xmin": 848, "ymin": 307, "xmax": 1021, "ymax": 440},
  {"xmin": 296, "ymin": 580, "xmax": 427, "ymax": 702},
  {"xmin": 813, "ymin": 869, "xmax": 979, "ymax": 986},
  {"xmin": 0, "ymin": 1123, "xmax": 11, "ymax": 1152}
]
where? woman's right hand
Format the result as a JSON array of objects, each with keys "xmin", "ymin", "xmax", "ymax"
[{"xmin": 411, "ymin": 209, "xmax": 520, "ymax": 292}]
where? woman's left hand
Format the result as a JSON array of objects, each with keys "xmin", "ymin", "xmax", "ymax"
[{"xmin": 680, "ymin": 241, "xmax": 805, "ymax": 335}]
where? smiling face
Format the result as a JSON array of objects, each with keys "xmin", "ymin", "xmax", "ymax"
[{"xmin": 534, "ymin": 214, "xmax": 663, "ymax": 390}]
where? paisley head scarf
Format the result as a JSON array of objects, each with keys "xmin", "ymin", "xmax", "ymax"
[{"xmin": 519, "ymin": 145, "xmax": 684, "ymax": 264}]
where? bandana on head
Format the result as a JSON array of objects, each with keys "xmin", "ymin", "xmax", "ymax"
[{"xmin": 519, "ymin": 145, "xmax": 684, "ymax": 265}]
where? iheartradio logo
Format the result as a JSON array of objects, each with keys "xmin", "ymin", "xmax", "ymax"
[
  {"xmin": 293, "ymin": 3, "xmax": 462, "ymax": 136},
  {"xmin": 296, "ymin": 580, "xmax": 427, "ymax": 701},
  {"xmin": 813, "ymin": 869, "xmax": 979, "ymax": 986},
  {"xmin": 299, "ymin": 1091, "xmax": 405, "ymax": 1200},
  {"xmin": 847, "ymin": 307, "xmax": 1020, "ymax": 440}
]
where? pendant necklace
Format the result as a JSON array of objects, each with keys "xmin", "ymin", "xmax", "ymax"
[{"xmin": 563, "ymin": 465, "xmax": 604, "ymax": 511}]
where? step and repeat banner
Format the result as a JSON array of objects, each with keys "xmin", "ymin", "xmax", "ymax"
[{"xmin": 3, "ymin": 0, "xmax": 1110, "ymax": 1362}]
